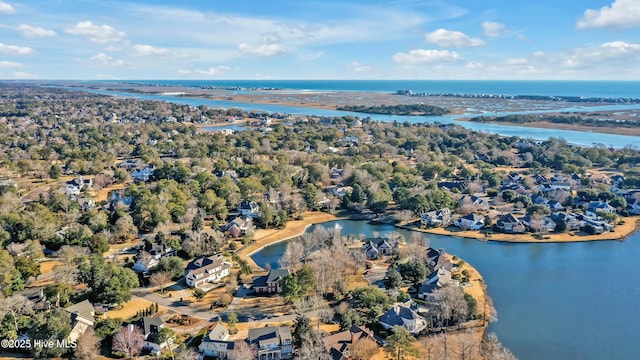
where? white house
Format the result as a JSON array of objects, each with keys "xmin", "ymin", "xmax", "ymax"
[
  {"xmin": 455, "ymin": 213, "xmax": 485, "ymax": 230},
  {"xmin": 238, "ymin": 200, "xmax": 260, "ymax": 218},
  {"xmin": 198, "ymin": 323, "xmax": 235, "ymax": 359},
  {"xmin": 184, "ymin": 255, "xmax": 231, "ymax": 288}
]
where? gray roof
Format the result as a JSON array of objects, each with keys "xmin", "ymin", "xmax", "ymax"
[
  {"xmin": 378, "ymin": 302, "xmax": 422, "ymax": 327},
  {"xmin": 141, "ymin": 316, "xmax": 164, "ymax": 336},
  {"xmin": 64, "ymin": 300, "xmax": 95, "ymax": 323},
  {"xmin": 266, "ymin": 269, "xmax": 290, "ymax": 283},
  {"xmin": 247, "ymin": 326, "xmax": 292, "ymax": 346}
]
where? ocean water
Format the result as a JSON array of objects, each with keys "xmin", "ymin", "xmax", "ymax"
[{"xmin": 94, "ymin": 80, "xmax": 640, "ymax": 98}]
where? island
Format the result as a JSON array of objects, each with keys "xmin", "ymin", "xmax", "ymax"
[{"xmin": 336, "ymin": 103, "xmax": 450, "ymax": 116}]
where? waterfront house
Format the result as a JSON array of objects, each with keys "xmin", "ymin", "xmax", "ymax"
[
  {"xmin": 362, "ymin": 238, "xmax": 394, "ymax": 260},
  {"xmin": 253, "ymin": 269, "xmax": 290, "ymax": 294},
  {"xmin": 417, "ymin": 268, "xmax": 459, "ymax": 299},
  {"xmin": 454, "ymin": 213, "xmax": 485, "ymax": 230},
  {"xmin": 586, "ymin": 201, "xmax": 617, "ymax": 216},
  {"xmin": 426, "ymin": 248, "xmax": 452, "ymax": 272},
  {"xmin": 457, "ymin": 195, "xmax": 489, "ymax": 210},
  {"xmin": 199, "ymin": 323, "xmax": 235, "ymax": 359},
  {"xmin": 247, "ymin": 326, "xmax": 294, "ymax": 360},
  {"xmin": 420, "ymin": 208, "xmax": 451, "ymax": 228},
  {"xmin": 496, "ymin": 214, "xmax": 526, "ymax": 234},
  {"xmin": 378, "ymin": 300, "xmax": 428, "ymax": 335},
  {"xmin": 184, "ymin": 255, "xmax": 232, "ymax": 288}
]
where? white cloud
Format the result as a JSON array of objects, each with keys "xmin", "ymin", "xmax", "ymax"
[
  {"xmin": 0, "ymin": 43, "xmax": 33, "ymax": 55},
  {"xmin": 533, "ymin": 51, "xmax": 545, "ymax": 57},
  {"xmin": 506, "ymin": 58, "xmax": 528, "ymax": 65},
  {"xmin": 17, "ymin": 24, "xmax": 56, "ymax": 38},
  {"xmin": 195, "ymin": 66, "xmax": 231, "ymax": 75},
  {"xmin": 0, "ymin": 61, "xmax": 22, "ymax": 68},
  {"xmin": 90, "ymin": 53, "xmax": 127, "ymax": 67},
  {"xmin": 577, "ymin": 0, "xmax": 640, "ymax": 29},
  {"xmin": 66, "ymin": 21, "xmax": 126, "ymax": 43},
  {"xmin": 0, "ymin": 1, "xmax": 15, "ymax": 14},
  {"xmin": 393, "ymin": 49, "xmax": 462, "ymax": 63},
  {"xmin": 238, "ymin": 43, "xmax": 286, "ymax": 56},
  {"xmin": 482, "ymin": 21, "xmax": 505, "ymax": 37},
  {"xmin": 425, "ymin": 28, "xmax": 485, "ymax": 48},
  {"xmin": 601, "ymin": 40, "xmax": 640, "ymax": 51},
  {"xmin": 348, "ymin": 61, "xmax": 372, "ymax": 73},
  {"xmin": 176, "ymin": 69, "xmax": 192, "ymax": 75},
  {"xmin": 133, "ymin": 44, "xmax": 181, "ymax": 58}
]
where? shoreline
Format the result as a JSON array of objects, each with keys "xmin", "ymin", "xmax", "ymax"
[
  {"xmin": 235, "ymin": 212, "xmax": 347, "ymax": 270},
  {"xmin": 236, "ymin": 214, "xmax": 640, "ymax": 271},
  {"xmin": 455, "ymin": 118, "xmax": 640, "ymax": 137},
  {"xmin": 397, "ymin": 216, "xmax": 640, "ymax": 243}
]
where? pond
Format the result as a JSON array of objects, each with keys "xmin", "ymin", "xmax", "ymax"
[{"xmin": 251, "ymin": 219, "xmax": 640, "ymax": 360}]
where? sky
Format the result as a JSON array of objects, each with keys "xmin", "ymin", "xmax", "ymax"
[{"xmin": 0, "ymin": 0, "xmax": 639, "ymax": 80}]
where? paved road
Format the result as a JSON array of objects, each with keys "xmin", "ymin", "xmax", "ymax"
[{"xmin": 131, "ymin": 288, "xmax": 219, "ymax": 322}]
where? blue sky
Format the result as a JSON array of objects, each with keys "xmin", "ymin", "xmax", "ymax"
[{"xmin": 0, "ymin": 0, "xmax": 639, "ymax": 80}]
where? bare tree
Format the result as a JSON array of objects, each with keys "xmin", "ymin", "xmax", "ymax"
[
  {"xmin": 452, "ymin": 332, "xmax": 479, "ymax": 360},
  {"xmin": 231, "ymin": 341, "xmax": 257, "ymax": 359},
  {"xmin": 74, "ymin": 327, "xmax": 100, "ymax": 360},
  {"xmin": 149, "ymin": 271, "xmax": 172, "ymax": 293},
  {"xmin": 420, "ymin": 334, "xmax": 447, "ymax": 360},
  {"xmin": 350, "ymin": 337, "xmax": 380, "ymax": 360},
  {"xmin": 431, "ymin": 286, "xmax": 469, "ymax": 328},
  {"xmin": 175, "ymin": 348, "xmax": 200, "ymax": 360},
  {"xmin": 0, "ymin": 295, "xmax": 34, "ymax": 334},
  {"xmin": 279, "ymin": 240, "xmax": 304, "ymax": 272},
  {"xmin": 482, "ymin": 333, "xmax": 518, "ymax": 360},
  {"xmin": 112, "ymin": 325, "xmax": 144, "ymax": 359}
]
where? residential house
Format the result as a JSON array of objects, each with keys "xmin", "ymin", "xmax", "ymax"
[
  {"xmin": 132, "ymin": 166, "xmax": 155, "ymax": 182},
  {"xmin": 378, "ymin": 300, "xmax": 428, "ymax": 335},
  {"xmin": 247, "ymin": 326, "xmax": 294, "ymax": 360},
  {"xmin": 239, "ymin": 200, "xmax": 260, "ymax": 218},
  {"xmin": 224, "ymin": 217, "xmax": 255, "ymax": 238},
  {"xmin": 253, "ymin": 269, "xmax": 290, "ymax": 294},
  {"xmin": 551, "ymin": 212, "xmax": 583, "ymax": 231},
  {"xmin": 454, "ymin": 213, "xmax": 485, "ymax": 230},
  {"xmin": 417, "ymin": 268, "xmax": 459, "ymax": 299},
  {"xmin": 118, "ymin": 159, "xmax": 139, "ymax": 169},
  {"xmin": 199, "ymin": 323, "xmax": 235, "ymax": 359},
  {"xmin": 322, "ymin": 325, "xmax": 377, "ymax": 360},
  {"xmin": 137, "ymin": 316, "xmax": 166, "ymax": 355},
  {"xmin": 547, "ymin": 200, "xmax": 565, "ymax": 212},
  {"xmin": 628, "ymin": 199, "xmax": 640, "ymax": 215},
  {"xmin": 496, "ymin": 214, "xmax": 526, "ymax": 234},
  {"xmin": 64, "ymin": 300, "xmax": 96, "ymax": 343},
  {"xmin": 184, "ymin": 255, "xmax": 232, "ymax": 288},
  {"xmin": 586, "ymin": 201, "xmax": 617, "ymax": 217},
  {"xmin": 329, "ymin": 168, "xmax": 345, "ymax": 179},
  {"xmin": 425, "ymin": 248, "xmax": 452, "ymax": 272},
  {"xmin": 520, "ymin": 215, "xmax": 557, "ymax": 233},
  {"xmin": 108, "ymin": 189, "xmax": 133, "ymax": 208},
  {"xmin": 457, "ymin": 195, "xmax": 489, "ymax": 210},
  {"xmin": 362, "ymin": 238, "xmax": 394, "ymax": 260},
  {"xmin": 328, "ymin": 185, "xmax": 352, "ymax": 197},
  {"xmin": 438, "ymin": 181, "xmax": 468, "ymax": 192},
  {"xmin": 420, "ymin": 208, "xmax": 451, "ymax": 228},
  {"xmin": 132, "ymin": 251, "xmax": 159, "ymax": 272}
]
